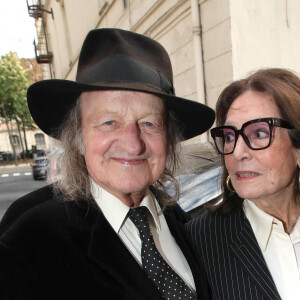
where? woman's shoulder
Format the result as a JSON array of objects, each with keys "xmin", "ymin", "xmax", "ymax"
[
  {"xmin": 185, "ymin": 210, "xmax": 217, "ymax": 232},
  {"xmin": 186, "ymin": 206, "xmax": 245, "ymax": 235}
]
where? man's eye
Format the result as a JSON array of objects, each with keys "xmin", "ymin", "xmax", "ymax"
[
  {"xmin": 145, "ymin": 122, "xmax": 154, "ymax": 127},
  {"xmin": 104, "ymin": 120, "xmax": 114, "ymax": 125}
]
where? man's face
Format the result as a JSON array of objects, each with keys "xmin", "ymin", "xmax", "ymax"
[{"xmin": 81, "ymin": 90, "xmax": 167, "ymax": 206}]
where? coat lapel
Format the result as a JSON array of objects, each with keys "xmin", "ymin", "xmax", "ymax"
[
  {"xmin": 230, "ymin": 211, "xmax": 281, "ymax": 300},
  {"xmin": 70, "ymin": 201, "xmax": 163, "ymax": 300}
]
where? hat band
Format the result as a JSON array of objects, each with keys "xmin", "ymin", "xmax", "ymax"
[{"xmin": 76, "ymin": 55, "xmax": 175, "ymax": 95}]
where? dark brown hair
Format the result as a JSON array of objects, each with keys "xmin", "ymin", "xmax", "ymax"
[{"xmin": 208, "ymin": 68, "xmax": 300, "ymax": 213}]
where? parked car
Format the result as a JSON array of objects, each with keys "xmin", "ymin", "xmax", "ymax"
[
  {"xmin": 31, "ymin": 156, "xmax": 48, "ymax": 180},
  {"xmin": 19, "ymin": 150, "xmax": 32, "ymax": 159},
  {"xmin": 0, "ymin": 151, "xmax": 20, "ymax": 161},
  {"xmin": 19, "ymin": 149, "xmax": 46, "ymax": 159}
]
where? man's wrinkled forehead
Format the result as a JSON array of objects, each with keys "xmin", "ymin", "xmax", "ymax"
[{"xmin": 79, "ymin": 89, "xmax": 167, "ymax": 120}]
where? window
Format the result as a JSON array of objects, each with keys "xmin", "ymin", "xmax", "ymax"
[
  {"xmin": 10, "ymin": 135, "xmax": 20, "ymax": 146},
  {"xmin": 35, "ymin": 133, "xmax": 45, "ymax": 146}
]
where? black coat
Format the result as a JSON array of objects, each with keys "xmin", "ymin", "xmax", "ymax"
[
  {"xmin": 0, "ymin": 185, "xmax": 210, "ymax": 300},
  {"xmin": 186, "ymin": 207, "xmax": 281, "ymax": 300}
]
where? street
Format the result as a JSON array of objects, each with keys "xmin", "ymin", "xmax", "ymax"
[{"xmin": 0, "ymin": 165, "xmax": 48, "ymax": 220}]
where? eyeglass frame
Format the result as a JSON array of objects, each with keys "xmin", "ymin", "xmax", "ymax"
[{"xmin": 210, "ymin": 117, "xmax": 294, "ymax": 155}]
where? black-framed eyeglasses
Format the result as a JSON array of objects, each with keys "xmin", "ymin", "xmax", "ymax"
[{"xmin": 210, "ymin": 118, "xmax": 294, "ymax": 155}]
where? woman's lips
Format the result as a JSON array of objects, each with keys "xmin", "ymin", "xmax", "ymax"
[{"xmin": 235, "ymin": 171, "xmax": 260, "ymax": 181}]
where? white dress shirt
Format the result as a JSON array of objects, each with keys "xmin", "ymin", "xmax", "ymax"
[
  {"xmin": 244, "ymin": 199, "xmax": 300, "ymax": 300},
  {"xmin": 90, "ymin": 179, "xmax": 196, "ymax": 292}
]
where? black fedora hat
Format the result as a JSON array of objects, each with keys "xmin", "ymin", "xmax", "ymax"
[{"xmin": 27, "ymin": 28, "xmax": 215, "ymax": 141}]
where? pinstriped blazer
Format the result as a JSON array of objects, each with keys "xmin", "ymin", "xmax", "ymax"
[{"xmin": 186, "ymin": 207, "xmax": 282, "ymax": 300}]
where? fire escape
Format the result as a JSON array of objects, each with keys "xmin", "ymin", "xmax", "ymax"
[{"xmin": 26, "ymin": 0, "xmax": 53, "ymax": 67}]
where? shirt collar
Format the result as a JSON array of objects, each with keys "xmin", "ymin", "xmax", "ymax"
[
  {"xmin": 243, "ymin": 199, "xmax": 276, "ymax": 251},
  {"xmin": 90, "ymin": 178, "xmax": 161, "ymax": 234},
  {"xmin": 290, "ymin": 217, "xmax": 300, "ymax": 243}
]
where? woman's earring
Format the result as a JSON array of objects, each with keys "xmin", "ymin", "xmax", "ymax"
[{"xmin": 226, "ymin": 175, "xmax": 236, "ymax": 193}]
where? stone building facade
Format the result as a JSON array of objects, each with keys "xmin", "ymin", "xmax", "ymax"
[{"xmin": 0, "ymin": 122, "xmax": 49, "ymax": 154}]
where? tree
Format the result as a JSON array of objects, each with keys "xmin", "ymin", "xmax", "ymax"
[
  {"xmin": 20, "ymin": 58, "xmax": 43, "ymax": 83},
  {"xmin": 0, "ymin": 52, "xmax": 32, "ymax": 165}
]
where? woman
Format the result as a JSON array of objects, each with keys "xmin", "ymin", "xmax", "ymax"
[{"xmin": 186, "ymin": 68, "xmax": 300, "ymax": 300}]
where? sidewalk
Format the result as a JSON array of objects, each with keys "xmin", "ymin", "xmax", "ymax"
[{"xmin": 0, "ymin": 161, "xmax": 32, "ymax": 173}]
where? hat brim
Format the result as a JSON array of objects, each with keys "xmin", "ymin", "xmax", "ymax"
[{"xmin": 27, "ymin": 79, "xmax": 215, "ymax": 141}]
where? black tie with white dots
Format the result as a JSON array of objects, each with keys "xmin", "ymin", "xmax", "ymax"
[{"xmin": 128, "ymin": 206, "xmax": 195, "ymax": 300}]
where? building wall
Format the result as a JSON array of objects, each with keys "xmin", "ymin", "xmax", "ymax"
[
  {"xmin": 200, "ymin": 0, "xmax": 232, "ymax": 115},
  {"xmin": 230, "ymin": 0, "xmax": 300, "ymax": 79},
  {"xmin": 0, "ymin": 123, "xmax": 50, "ymax": 154}
]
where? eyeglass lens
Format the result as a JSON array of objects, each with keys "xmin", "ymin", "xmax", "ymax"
[{"xmin": 214, "ymin": 121, "xmax": 271, "ymax": 154}]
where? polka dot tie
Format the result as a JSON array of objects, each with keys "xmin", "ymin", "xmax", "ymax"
[{"xmin": 128, "ymin": 206, "xmax": 195, "ymax": 300}]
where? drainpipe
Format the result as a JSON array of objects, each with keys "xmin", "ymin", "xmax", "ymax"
[{"xmin": 191, "ymin": 0, "xmax": 207, "ymax": 142}]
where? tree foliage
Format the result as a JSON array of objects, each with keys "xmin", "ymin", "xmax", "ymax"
[
  {"xmin": 0, "ymin": 52, "xmax": 36, "ymax": 163},
  {"xmin": 0, "ymin": 52, "xmax": 29, "ymax": 123}
]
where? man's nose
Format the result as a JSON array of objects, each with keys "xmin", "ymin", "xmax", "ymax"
[{"xmin": 120, "ymin": 123, "xmax": 145, "ymax": 155}]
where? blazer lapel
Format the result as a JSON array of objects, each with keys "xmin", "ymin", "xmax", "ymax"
[
  {"xmin": 230, "ymin": 211, "xmax": 281, "ymax": 300},
  {"xmin": 86, "ymin": 204, "xmax": 163, "ymax": 300}
]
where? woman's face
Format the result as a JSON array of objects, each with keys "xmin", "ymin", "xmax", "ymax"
[{"xmin": 224, "ymin": 90, "xmax": 300, "ymax": 204}]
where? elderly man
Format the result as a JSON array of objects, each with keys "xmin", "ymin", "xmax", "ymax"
[{"xmin": 0, "ymin": 28, "xmax": 214, "ymax": 300}]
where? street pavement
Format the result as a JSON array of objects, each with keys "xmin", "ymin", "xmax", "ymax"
[
  {"xmin": 0, "ymin": 162, "xmax": 32, "ymax": 175},
  {"xmin": 0, "ymin": 161, "xmax": 48, "ymax": 220}
]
